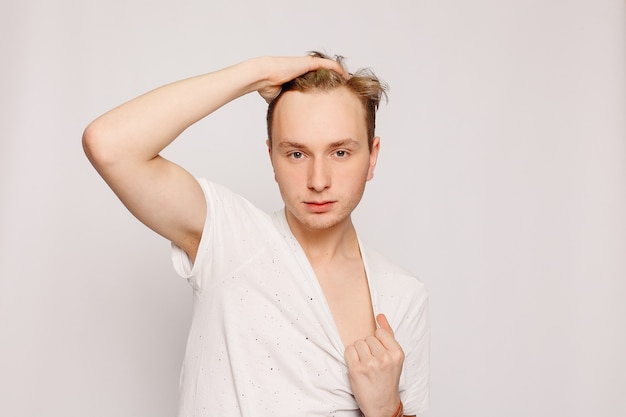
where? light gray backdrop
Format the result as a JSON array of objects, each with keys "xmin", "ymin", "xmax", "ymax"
[{"xmin": 1, "ymin": 1, "xmax": 625, "ymax": 416}]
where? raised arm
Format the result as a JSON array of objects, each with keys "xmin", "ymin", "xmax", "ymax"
[{"xmin": 83, "ymin": 55, "xmax": 346, "ymax": 260}]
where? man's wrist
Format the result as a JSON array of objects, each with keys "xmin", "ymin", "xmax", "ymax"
[
  {"xmin": 389, "ymin": 401, "xmax": 403, "ymax": 417},
  {"xmin": 362, "ymin": 401, "xmax": 403, "ymax": 417}
]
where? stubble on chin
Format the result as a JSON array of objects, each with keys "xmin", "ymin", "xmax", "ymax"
[{"xmin": 286, "ymin": 205, "xmax": 352, "ymax": 233}]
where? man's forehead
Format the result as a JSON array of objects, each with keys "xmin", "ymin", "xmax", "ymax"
[
  {"xmin": 270, "ymin": 87, "xmax": 369, "ymax": 146},
  {"xmin": 273, "ymin": 89, "xmax": 366, "ymax": 125},
  {"xmin": 275, "ymin": 87, "xmax": 362, "ymax": 109}
]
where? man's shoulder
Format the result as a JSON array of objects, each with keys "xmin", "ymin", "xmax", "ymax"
[{"xmin": 194, "ymin": 177, "xmax": 277, "ymax": 248}]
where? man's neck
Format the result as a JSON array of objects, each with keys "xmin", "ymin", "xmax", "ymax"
[{"xmin": 285, "ymin": 212, "xmax": 361, "ymax": 265}]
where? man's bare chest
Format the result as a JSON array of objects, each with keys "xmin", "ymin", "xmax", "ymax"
[{"xmin": 313, "ymin": 260, "xmax": 376, "ymax": 348}]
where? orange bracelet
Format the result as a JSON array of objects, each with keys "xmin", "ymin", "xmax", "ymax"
[
  {"xmin": 361, "ymin": 401, "xmax": 404, "ymax": 417},
  {"xmin": 390, "ymin": 401, "xmax": 403, "ymax": 417}
]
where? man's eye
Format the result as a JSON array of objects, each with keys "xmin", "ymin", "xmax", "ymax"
[
  {"xmin": 290, "ymin": 151, "xmax": 303, "ymax": 159},
  {"xmin": 335, "ymin": 150, "xmax": 347, "ymax": 158}
]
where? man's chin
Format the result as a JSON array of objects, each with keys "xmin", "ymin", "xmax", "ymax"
[{"xmin": 289, "ymin": 211, "xmax": 346, "ymax": 233}]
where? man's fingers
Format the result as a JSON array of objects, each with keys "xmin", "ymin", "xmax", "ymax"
[
  {"xmin": 376, "ymin": 313, "xmax": 394, "ymax": 335},
  {"xmin": 308, "ymin": 55, "xmax": 349, "ymax": 78},
  {"xmin": 258, "ymin": 55, "xmax": 348, "ymax": 103},
  {"xmin": 365, "ymin": 335, "xmax": 386, "ymax": 357},
  {"xmin": 354, "ymin": 338, "xmax": 375, "ymax": 359},
  {"xmin": 345, "ymin": 314, "xmax": 403, "ymax": 367},
  {"xmin": 345, "ymin": 336, "xmax": 385, "ymax": 365},
  {"xmin": 345, "ymin": 344, "xmax": 359, "ymax": 367},
  {"xmin": 375, "ymin": 313, "xmax": 405, "ymax": 355}
]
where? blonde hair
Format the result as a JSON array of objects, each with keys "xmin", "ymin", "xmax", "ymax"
[{"xmin": 266, "ymin": 51, "xmax": 388, "ymax": 150}]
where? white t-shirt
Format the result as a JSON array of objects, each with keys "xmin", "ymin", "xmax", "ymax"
[{"xmin": 172, "ymin": 179, "xmax": 429, "ymax": 417}]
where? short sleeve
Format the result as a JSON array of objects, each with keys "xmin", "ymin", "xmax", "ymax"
[
  {"xmin": 170, "ymin": 178, "xmax": 215, "ymax": 291},
  {"xmin": 170, "ymin": 178, "xmax": 273, "ymax": 293}
]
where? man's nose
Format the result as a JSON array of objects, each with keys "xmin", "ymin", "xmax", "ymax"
[{"xmin": 307, "ymin": 157, "xmax": 331, "ymax": 192}]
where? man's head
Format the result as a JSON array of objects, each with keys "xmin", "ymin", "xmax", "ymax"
[
  {"xmin": 266, "ymin": 51, "xmax": 387, "ymax": 151},
  {"xmin": 266, "ymin": 53, "xmax": 387, "ymax": 235}
]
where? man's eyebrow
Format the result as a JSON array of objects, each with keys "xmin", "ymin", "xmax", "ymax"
[
  {"xmin": 277, "ymin": 139, "xmax": 361, "ymax": 150},
  {"xmin": 328, "ymin": 138, "xmax": 361, "ymax": 149},
  {"xmin": 277, "ymin": 141, "xmax": 308, "ymax": 150}
]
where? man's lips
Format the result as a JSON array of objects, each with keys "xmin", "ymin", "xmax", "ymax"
[{"xmin": 304, "ymin": 201, "xmax": 335, "ymax": 213}]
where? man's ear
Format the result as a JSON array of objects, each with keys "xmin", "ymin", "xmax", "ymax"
[
  {"xmin": 367, "ymin": 136, "xmax": 380, "ymax": 181},
  {"xmin": 266, "ymin": 139, "xmax": 275, "ymax": 165}
]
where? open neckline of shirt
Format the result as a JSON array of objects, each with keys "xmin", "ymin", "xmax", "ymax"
[{"xmin": 272, "ymin": 208, "xmax": 379, "ymax": 353}]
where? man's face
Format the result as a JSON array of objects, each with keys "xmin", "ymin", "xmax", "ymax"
[{"xmin": 268, "ymin": 87, "xmax": 379, "ymax": 235}]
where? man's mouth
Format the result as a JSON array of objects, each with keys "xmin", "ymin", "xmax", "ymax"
[{"xmin": 304, "ymin": 201, "xmax": 335, "ymax": 213}]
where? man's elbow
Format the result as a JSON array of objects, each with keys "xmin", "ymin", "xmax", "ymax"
[{"xmin": 82, "ymin": 120, "xmax": 118, "ymax": 170}]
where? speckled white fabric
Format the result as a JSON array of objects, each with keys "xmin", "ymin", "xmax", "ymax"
[{"xmin": 171, "ymin": 179, "xmax": 429, "ymax": 417}]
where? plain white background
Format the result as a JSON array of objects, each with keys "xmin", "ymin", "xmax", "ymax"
[{"xmin": 1, "ymin": 1, "xmax": 624, "ymax": 416}]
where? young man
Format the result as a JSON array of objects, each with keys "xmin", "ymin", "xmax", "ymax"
[{"xmin": 83, "ymin": 52, "xmax": 429, "ymax": 417}]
